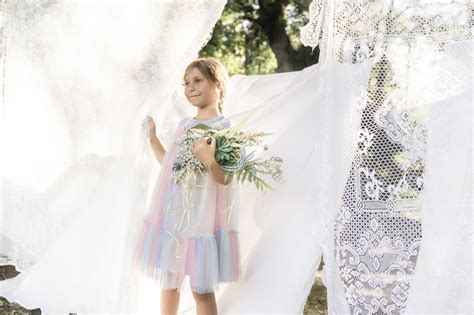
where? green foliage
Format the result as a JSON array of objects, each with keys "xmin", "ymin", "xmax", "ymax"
[
  {"xmin": 200, "ymin": 0, "xmax": 314, "ymax": 75},
  {"xmin": 213, "ymin": 127, "xmax": 284, "ymax": 192},
  {"xmin": 200, "ymin": 2, "xmax": 276, "ymax": 75},
  {"xmin": 236, "ymin": 164, "xmax": 274, "ymax": 191},
  {"xmin": 285, "ymin": 1, "xmax": 313, "ymax": 48}
]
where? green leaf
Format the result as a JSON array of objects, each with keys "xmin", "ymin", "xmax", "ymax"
[
  {"xmin": 241, "ymin": 170, "xmax": 248, "ymax": 183},
  {"xmin": 191, "ymin": 124, "xmax": 210, "ymax": 130}
]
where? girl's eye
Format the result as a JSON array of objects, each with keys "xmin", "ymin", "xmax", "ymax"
[{"xmin": 195, "ymin": 79, "xmax": 202, "ymax": 83}]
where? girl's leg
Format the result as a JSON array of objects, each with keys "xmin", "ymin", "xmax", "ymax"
[
  {"xmin": 161, "ymin": 289, "xmax": 180, "ymax": 315},
  {"xmin": 192, "ymin": 291, "xmax": 218, "ymax": 315}
]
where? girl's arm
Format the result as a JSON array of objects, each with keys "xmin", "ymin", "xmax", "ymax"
[
  {"xmin": 207, "ymin": 157, "xmax": 232, "ymax": 186},
  {"xmin": 150, "ymin": 134, "xmax": 166, "ymax": 164},
  {"xmin": 147, "ymin": 116, "xmax": 166, "ymax": 164},
  {"xmin": 192, "ymin": 137, "xmax": 232, "ymax": 186}
]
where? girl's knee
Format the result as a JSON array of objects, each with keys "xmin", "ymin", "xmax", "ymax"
[
  {"xmin": 192, "ymin": 291, "xmax": 215, "ymax": 301},
  {"xmin": 162, "ymin": 288, "xmax": 178, "ymax": 293},
  {"xmin": 162, "ymin": 289, "xmax": 180, "ymax": 297}
]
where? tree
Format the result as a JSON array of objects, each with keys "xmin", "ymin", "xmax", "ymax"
[{"xmin": 200, "ymin": 0, "xmax": 319, "ymax": 75}]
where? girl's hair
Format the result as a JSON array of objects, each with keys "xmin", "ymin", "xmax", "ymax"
[{"xmin": 184, "ymin": 58, "xmax": 229, "ymax": 114}]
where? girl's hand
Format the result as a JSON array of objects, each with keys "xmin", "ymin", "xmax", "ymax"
[
  {"xmin": 192, "ymin": 137, "xmax": 216, "ymax": 166},
  {"xmin": 146, "ymin": 116, "xmax": 156, "ymax": 137}
]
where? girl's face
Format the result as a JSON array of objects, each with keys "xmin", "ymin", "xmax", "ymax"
[{"xmin": 184, "ymin": 67, "xmax": 220, "ymax": 110}]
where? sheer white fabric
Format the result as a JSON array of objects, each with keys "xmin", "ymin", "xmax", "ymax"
[
  {"xmin": 218, "ymin": 61, "xmax": 372, "ymax": 314},
  {"xmin": 405, "ymin": 41, "xmax": 472, "ymax": 314},
  {"xmin": 0, "ymin": 0, "xmax": 228, "ymax": 312}
]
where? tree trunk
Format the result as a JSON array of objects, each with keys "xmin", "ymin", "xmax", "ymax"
[{"xmin": 257, "ymin": 0, "xmax": 318, "ymax": 72}]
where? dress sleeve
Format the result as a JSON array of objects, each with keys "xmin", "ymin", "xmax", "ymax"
[
  {"xmin": 177, "ymin": 117, "xmax": 191, "ymax": 131},
  {"xmin": 220, "ymin": 118, "xmax": 234, "ymax": 129}
]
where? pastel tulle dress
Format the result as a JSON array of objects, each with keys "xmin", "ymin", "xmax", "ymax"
[{"xmin": 132, "ymin": 115, "xmax": 240, "ymax": 294}]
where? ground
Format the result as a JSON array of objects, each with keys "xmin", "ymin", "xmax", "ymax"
[{"xmin": 0, "ymin": 265, "xmax": 327, "ymax": 314}]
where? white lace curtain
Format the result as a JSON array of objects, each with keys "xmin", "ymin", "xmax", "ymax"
[{"xmin": 300, "ymin": 1, "xmax": 472, "ymax": 313}]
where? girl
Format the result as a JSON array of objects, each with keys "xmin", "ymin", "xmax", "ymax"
[{"xmin": 133, "ymin": 58, "xmax": 240, "ymax": 315}]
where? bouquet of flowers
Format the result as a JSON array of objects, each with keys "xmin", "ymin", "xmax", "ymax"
[{"xmin": 172, "ymin": 119, "xmax": 283, "ymax": 191}]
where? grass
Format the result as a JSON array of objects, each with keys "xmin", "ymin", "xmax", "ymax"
[
  {"xmin": 0, "ymin": 265, "xmax": 328, "ymax": 314},
  {"xmin": 303, "ymin": 275, "xmax": 328, "ymax": 315}
]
